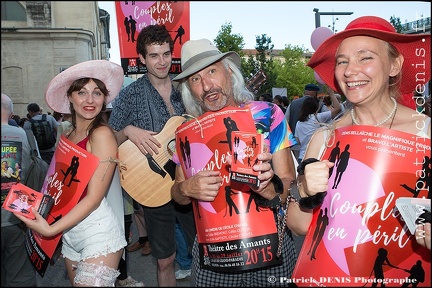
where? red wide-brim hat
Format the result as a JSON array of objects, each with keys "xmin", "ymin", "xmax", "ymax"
[{"xmin": 307, "ymin": 16, "xmax": 430, "ymax": 96}]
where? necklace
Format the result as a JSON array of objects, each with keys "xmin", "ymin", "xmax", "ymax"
[{"xmin": 351, "ymin": 97, "xmax": 397, "ymax": 127}]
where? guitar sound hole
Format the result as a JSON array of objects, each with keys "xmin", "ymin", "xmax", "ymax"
[{"xmin": 166, "ymin": 139, "xmax": 176, "ymax": 157}]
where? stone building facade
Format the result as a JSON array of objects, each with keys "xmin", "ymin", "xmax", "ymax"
[{"xmin": 1, "ymin": 1, "xmax": 110, "ymax": 117}]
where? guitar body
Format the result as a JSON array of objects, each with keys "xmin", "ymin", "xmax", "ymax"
[{"xmin": 118, "ymin": 116, "xmax": 186, "ymax": 207}]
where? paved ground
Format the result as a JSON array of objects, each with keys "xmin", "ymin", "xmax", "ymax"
[{"xmin": 36, "ymin": 220, "xmax": 305, "ymax": 287}]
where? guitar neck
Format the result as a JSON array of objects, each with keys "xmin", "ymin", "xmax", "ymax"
[{"xmin": 246, "ymin": 70, "xmax": 267, "ymax": 93}]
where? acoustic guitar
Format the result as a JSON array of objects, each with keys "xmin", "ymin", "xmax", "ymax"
[{"xmin": 118, "ymin": 115, "xmax": 186, "ymax": 207}]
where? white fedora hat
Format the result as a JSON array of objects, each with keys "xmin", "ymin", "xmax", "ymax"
[
  {"xmin": 173, "ymin": 39, "xmax": 241, "ymax": 81},
  {"xmin": 45, "ymin": 60, "xmax": 124, "ymax": 114}
]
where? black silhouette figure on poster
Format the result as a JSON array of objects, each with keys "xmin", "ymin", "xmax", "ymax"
[
  {"xmin": 124, "ymin": 17, "xmax": 131, "ymax": 42},
  {"xmin": 179, "ymin": 137, "xmax": 187, "ymax": 168},
  {"xmin": 233, "ymin": 150, "xmax": 238, "ymax": 164},
  {"xmin": 328, "ymin": 141, "xmax": 341, "ymax": 178},
  {"xmin": 124, "ymin": 1, "xmax": 136, "ymax": 5},
  {"xmin": 220, "ymin": 116, "xmax": 239, "ymax": 151},
  {"xmin": 371, "ymin": 247, "xmax": 398, "ymax": 287},
  {"xmin": 251, "ymin": 136, "xmax": 257, "ymax": 148},
  {"xmin": 245, "ymin": 189, "xmax": 261, "ymax": 213},
  {"xmin": 173, "ymin": 25, "xmax": 185, "ymax": 45},
  {"xmin": 307, "ymin": 207, "xmax": 329, "ymax": 261},
  {"xmin": 224, "ymin": 186, "xmax": 240, "ymax": 217},
  {"xmin": 62, "ymin": 155, "xmax": 80, "ymax": 187},
  {"xmin": 400, "ymin": 155, "xmax": 431, "ymax": 199},
  {"xmin": 233, "ymin": 135, "xmax": 239, "ymax": 163},
  {"xmin": 401, "ymin": 260, "xmax": 425, "ymax": 287},
  {"xmin": 332, "ymin": 144, "xmax": 351, "ymax": 189},
  {"xmin": 184, "ymin": 136, "xmax": 191, "ymax": 168},
  {"xmin": 129, "ymin": 15, "xmax": 137, "ymax": 43}
]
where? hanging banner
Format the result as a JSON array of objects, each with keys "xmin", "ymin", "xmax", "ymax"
[
  {"xmin": 115, "ymin": 1, "xmax": 190, "ymax": 75},
  {"xmin": 292, "ymin": 125, "xmax": 431, "ymax": 287}
]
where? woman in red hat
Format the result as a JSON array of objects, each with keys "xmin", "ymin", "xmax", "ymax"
[{"xmin": 286, "ymin": 15, "xmax": 431, "ymax": 284}]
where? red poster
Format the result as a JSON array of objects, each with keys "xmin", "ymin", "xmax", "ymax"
[
  {"xmin": 2, "ymin": 183, "xmax": 54, "ymax": 219},
  {"xmin": 292, "ymin": 126, "xmax": 431, "ymax": 287},
  {"xmin": 175, "ymin": 107, "xmax": 281, "ymax": 272},
  {"xmin": 25, "ymin": 135, "xmax": 99, "ymax": 277},
  {"xmin": 230, "ymin": 131, "xmax": 264, "ymax": 189},
  {"xmin": 115, "ymin": 1, "xmax": 190, "ymax": 75}
]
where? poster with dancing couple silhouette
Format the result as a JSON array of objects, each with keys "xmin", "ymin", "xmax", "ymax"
[
  {"xmin": 23, "ymin": 135, "xmax": 99, "ymax": 277},
  {"xmin": 230, "ymin": 131, "xmax": 264, "ymax": 189},
  {"xmin": 2, "ymin": 183, "xmax": 54, "ymax": 219},
  {"xmin": 292, "ymin": 125, "xmax": 431, "ymax": 287},
  {"xmin": 115, "ymin": 1, "xmax": 190, "ymax": 75},
  {"xmin": 174, "ymin": 106, "xmax": 281, "ymax": 272}
]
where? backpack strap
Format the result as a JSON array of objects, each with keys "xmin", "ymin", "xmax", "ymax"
[
  {"xmin": 42, "ymin": 114, "xmax": 47, "ymax": 121},
  {"xmin": 24, "ymin": 129, "xmax": 39, "ymax": 157}
]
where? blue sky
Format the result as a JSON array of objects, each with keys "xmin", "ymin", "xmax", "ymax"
[{"xmin": 99, "ymin": 1, "xmax": 431, "ymax": 65}]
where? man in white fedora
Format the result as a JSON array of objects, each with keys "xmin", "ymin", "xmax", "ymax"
[{"xmin": 171, "ymin": 39, "xmax": 298, "ymax": 287}]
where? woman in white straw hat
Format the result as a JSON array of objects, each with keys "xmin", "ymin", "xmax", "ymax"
[{"xmin": 15, "ymin": 60, "xmax": 127, "ymax": 286}]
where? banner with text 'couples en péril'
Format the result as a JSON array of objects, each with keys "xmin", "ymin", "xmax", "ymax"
[
  {"xmin": 174, "ymin": 107, "xmax": 281, "ymax": 272},
  {"xmin": 292, "ymin": 125, "xmax": 431, "ymax": 287},
  {"xmin": 25, "ymin": 135, "xmax": 99, "ymax": 277},
  {"xmin": 115, "ymin": 1, "xmax": 190, "ymax": 75}
]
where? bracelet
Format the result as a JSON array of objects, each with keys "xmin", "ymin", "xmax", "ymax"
[
  {"xmin": 288, "ymin": 180, "xmax": 326, "ymax": 210},
  {"xmin": 254, "ymin": 174, "xmax": 284, "ymax": 209},
  {"xmin": 297, "ymin": 158, "xmax": 319, "ymax": 176}
]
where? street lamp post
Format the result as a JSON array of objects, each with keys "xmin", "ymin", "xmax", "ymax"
[{"xmin": 313, "ymin": 8, "xmax": 353, "ymax": 28}]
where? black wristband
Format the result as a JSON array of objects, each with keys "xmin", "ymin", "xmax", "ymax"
[
  {"xmin": 270, "ymin": 174, "xmax": 284, "ymax": 194},
  {"xmin": 299, "ymin": 192, "xmax": 326, "ymax": 209},
  {"xmin": 297, "ymin": 158, "xmax": 319, "ymax": 176},
  {"xmin": 296, "ymin": 159, "xmax": 326, "ymax": 209},
  {"xmin": 253, "ymin": 174, "xmax": 284, "ymax": 209}
]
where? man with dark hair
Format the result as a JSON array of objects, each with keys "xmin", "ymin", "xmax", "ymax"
[
  {"xmin": 109, "ymin": 24, "xmax": 195, "ymax": 286},
  {"xmin": 23, "ymin": 102, "xmax": 58, "ymax": 165},
  {"xmin": 284, "ymin": 84, "xmax": 320, "ymax": 159},
  {"xmin": 273, "ymin": 94, "xmax": 286, "ymax": 114}
]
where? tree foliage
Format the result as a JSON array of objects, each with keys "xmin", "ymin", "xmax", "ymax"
[
  {"xmin": 273, "ymin": 45, "xmax": 315, "ymax": 99},
  {"xmin": 210, "ymin": 22, "xmax": 331, "ymax": 100},
  {"xmin": 390, "ymin": 15, "xmax": 405, "ymax": 33},
  {"xmin": 213, "ymin": 22, "xmax": 245, "ymax": 56}
]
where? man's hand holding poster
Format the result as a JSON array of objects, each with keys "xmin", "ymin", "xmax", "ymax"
[{"xmin": 292, "ymin": 126, "xmax": 430, "ymax": 287}]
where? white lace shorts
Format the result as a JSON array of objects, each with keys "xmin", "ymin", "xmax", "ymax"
[{"xmin": 61, "ymin": 198, "xmax": 126, "ymax": 262}]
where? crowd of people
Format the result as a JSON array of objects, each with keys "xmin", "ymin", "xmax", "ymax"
[{"xmin": 1, "ymin": 15, "xmax": 430, "ymax": 287}]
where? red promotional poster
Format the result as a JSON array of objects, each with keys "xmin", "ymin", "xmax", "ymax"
[
  {"xmin": 24, "ymin": 135, "xmax": 99, "ymax": 277},
  {"xmin": 230, "ymin": 131, "xmax": 264, "ymax": 189},
  {"xmin": 115, "ymin": 1, "xmax": 190, "ymax": 75},
  {"xmin": 2, "ymin": 183, "xmax": 54, "ymax": 219},
  {"xmin": 175, "ymin": 107, "xmax": 281, "ymax": 272},
  {"xmin": 292, "ymin": 125, "xmax": 431, "ymax": 287}
]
